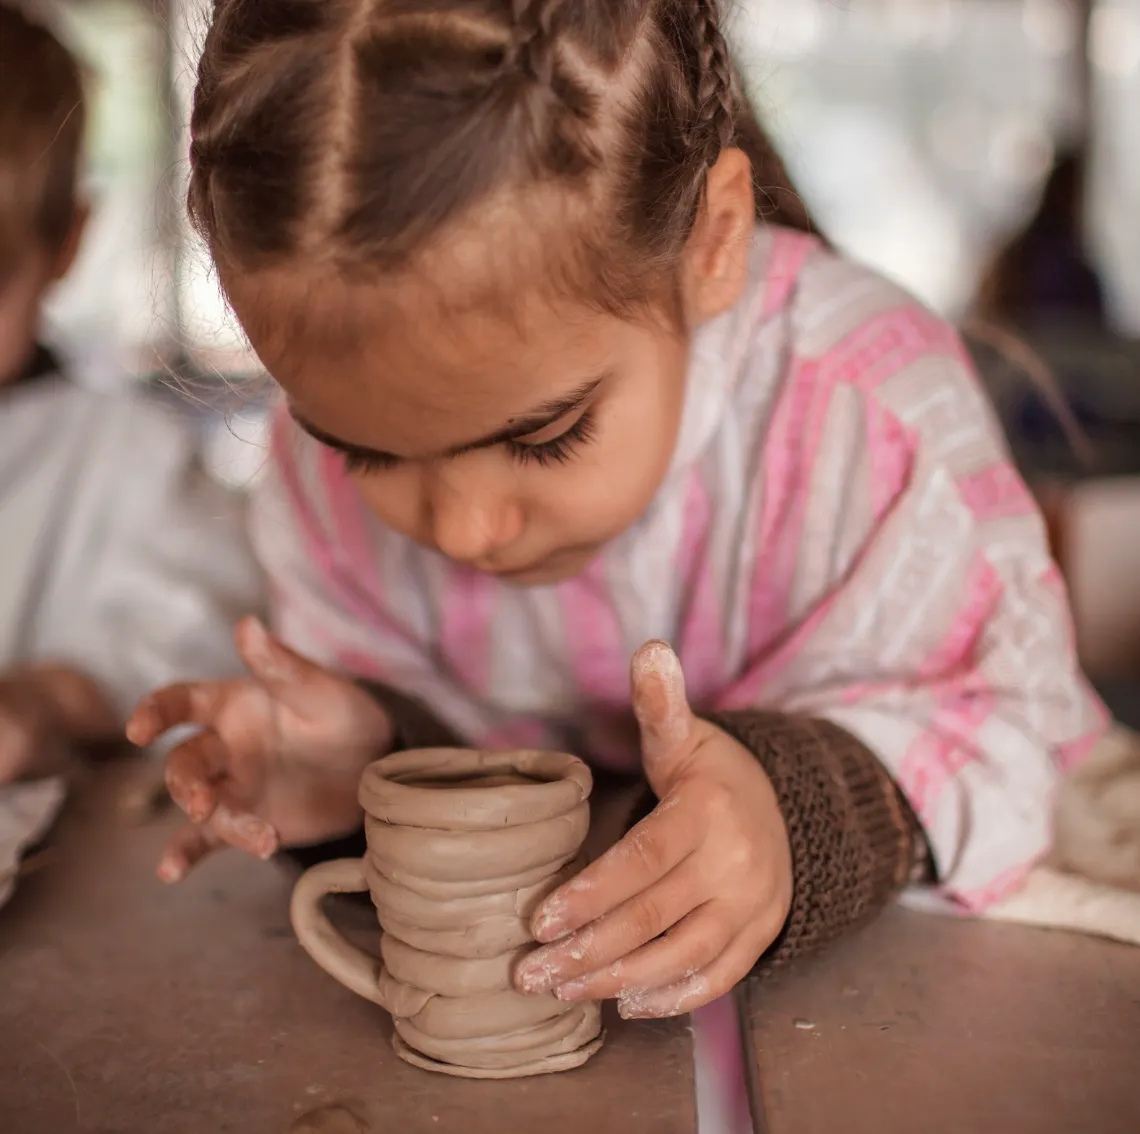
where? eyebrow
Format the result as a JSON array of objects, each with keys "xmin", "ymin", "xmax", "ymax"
[{"xmin": 292, "ymin": 377, "xmax": 605, "ymax": 463}]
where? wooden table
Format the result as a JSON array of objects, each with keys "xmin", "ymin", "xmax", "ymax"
[
  {"xmin": 744, "ymin": 904, "xmax": 1140, "ymax": 1134},
  {"xmin": 0, "ymin": 762, "xmax": 696, "ymax": 1133}
]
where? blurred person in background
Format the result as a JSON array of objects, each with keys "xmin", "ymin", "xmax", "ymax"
[
  {"xmin": 0, "ymin": 2, "xmax": 263, "ymax": 785},
  {"xmin": 976, "ymin": 149, "xmax": 1106, "ymax": 328}
]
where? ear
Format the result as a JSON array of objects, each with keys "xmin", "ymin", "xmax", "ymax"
[
  {"xmin": 50, "ymin": 200, "xmax": 91, "ymax": 282},
  {"xmin": 682, "ymin": 148, "xmax": 756, "ymax": 325}
]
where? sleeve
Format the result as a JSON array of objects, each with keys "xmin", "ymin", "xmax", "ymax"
[
  {"xmin": 706, "ymin": 710, "xmax": 928, "ymax": 975},
  {"xmin": 248, "ymin": 410, "xmax": 472, "ymax": 749},
  {"xmin": 716, "ymin": 293, "xmax": 1107, "ymax": 916}
]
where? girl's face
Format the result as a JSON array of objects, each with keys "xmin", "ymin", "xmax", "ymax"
[
  {"xmin": 229, "ymin": 152, "xmax": 755, "ymax": 586},
  {"xmin": 242, "ymin": 277, "xmax": 691, "ymax": 585}
]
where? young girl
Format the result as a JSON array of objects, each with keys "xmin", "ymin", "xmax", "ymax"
[{"xmin": 128, "ymin": 0, "xmax": 1105, "ymax": 1032}]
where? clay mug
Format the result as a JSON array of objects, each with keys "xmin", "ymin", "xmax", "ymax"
[{"xmin": 290, "ymin": 748, "xmax": 604, "ymax": 1079}]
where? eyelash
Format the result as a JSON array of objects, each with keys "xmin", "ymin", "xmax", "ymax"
[
  {"xmin": 341, "ymin": 450, "xmax": 400, "ymax": 475},
  {"xmin": 506, "ymin": 410, "xmax": 596, "ymax": 468},
  {"xmin": 340, "ymin": 410, "xmax": 597, "ymax": 475}
]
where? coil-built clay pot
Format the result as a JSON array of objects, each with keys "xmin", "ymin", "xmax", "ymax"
[{"xmin": 290, "ymin": 748, "xmax": 604, "ymax": 1079}]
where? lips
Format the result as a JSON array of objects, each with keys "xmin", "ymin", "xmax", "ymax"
[
  {"xmin": 479, "ymin": 555, "xmax": 568, "ymax": 583},
  {"xmin": 488, "ymin": 562, "xmax": 549, "ymax": 581},
  {"xmin": 467, "ymin": 544, "xmax": 596, "ymax": 584}
]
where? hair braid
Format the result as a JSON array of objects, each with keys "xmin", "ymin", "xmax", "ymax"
[
  {"xmin": 187, "ymin": 0, "xmax": 817, "ymax": 308},
  {"xmin": 508, "ymin": 0, "xmax": 562, "ymax": 84},
  {"xmin": 684, "ymin": 0, "xmax": 818, "ymax": 234},
  {"xmin": 688, "ymin": 0, "xmax": 737, "ymax": 164}
]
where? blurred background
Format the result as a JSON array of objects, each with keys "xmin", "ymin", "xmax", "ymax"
[{"xmin": 39, "ymin": 0, "xmax": 1140, "ymax": 481}]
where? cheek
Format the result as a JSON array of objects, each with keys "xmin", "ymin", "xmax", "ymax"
[
  {"xmin": 552, "ymin": 378, "xmax": 682, "ymax": 532},
  {"xmin": 604, "ymin": 351, "xmax": 686, "ymax": 479}
]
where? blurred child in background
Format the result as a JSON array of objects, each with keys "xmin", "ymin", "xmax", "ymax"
[{"xmin": 0, "ymin": 2, "xmax": 263, "ymax": 785}]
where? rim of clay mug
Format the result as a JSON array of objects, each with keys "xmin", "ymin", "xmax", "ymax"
[{"xmin": 358, "ymin": 748, "xmax": 592, "ymax": 832}]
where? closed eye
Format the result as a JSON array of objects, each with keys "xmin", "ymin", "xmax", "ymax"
[
  {"xmin": 505, "ymin": 409, "xmax": 596, "ymax": 467},
  {"xmin": 341, "ymin": 448, "xmax": 401, "ymax": 475},
  {"xmin": 340, "ymin": 409, "xmax": 598, "ymax": 474}
]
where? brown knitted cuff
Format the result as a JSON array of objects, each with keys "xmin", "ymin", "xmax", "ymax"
[
  {"xmin": 705, "ymin": 710, "xmax": 927, "ymax": 978},
  {"xmin": 357, "ymin": 680, "xmax": 463, "ymax": 752}
]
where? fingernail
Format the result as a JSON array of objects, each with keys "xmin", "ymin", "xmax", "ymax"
[
  {"xmin": 533, "ymin": 918, "xmax": 564, "ymax": 945},
  {"xmin": 256, "ymin": 828, "xmax": 279, "ymax": 860},
  {"xmin": 633, "ymin": 639, "xmax": 681, "ymax": 674},
  {"xmin": 554, "ymin": 979, "xmax": 589, "ymax": 1001},
  {"xmin": 617, "ymin": 988, "xmax": 654, "ymax": 1020},
  {"xmin": 157, "ymin": 859, "xmax": 184, "ymax": 884},
  {"xmin": 187, "ymin": 791, "xmax": 210, "ymax": 824},
  {"xmin": 240, "ymin": 816, "xmax": 278, "ymax": 859},
  {"xmin": 619, "ymin": 978, "xmax": 701, "ymax": 1020},
  {"xmin": 516, "ymin": 955, "xmax": 560, "ymax": 995},
  {"xmin": 532, "ymin": 896, "xmax": 568, "ymax": 943}
]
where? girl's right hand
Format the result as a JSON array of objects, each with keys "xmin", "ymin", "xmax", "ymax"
[{"xmin": 126, "ymin": 616, "xmax": 393, "ymax": 883}]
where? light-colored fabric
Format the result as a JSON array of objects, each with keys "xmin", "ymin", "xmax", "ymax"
[
  {"xmin": 983, "ymin": 725, "xmax": 1140, "ymax": 944},
  {"xmin": 0, "ymin": 371, "xmax": 264, "ymax": 718},
  {"xmin": 251, "ymin": 226, "xmax": 1107, "ymax": 912},
  {"xmin": 0, "ymin": 776, "xmax": 65, "ymax": 910},
  {"xmin": 900, "ymin": 725, "xmax": 1140, "ymax": 939},
  {"xmin": 986, "ymin": 865, "xmax": 1140, "ymax": 945}
]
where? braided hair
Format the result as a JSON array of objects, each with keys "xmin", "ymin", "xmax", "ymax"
[
  {"xmin": 508, "ymin": 0, "xmax": 561, "ymax": 83},
  {"xmin": 188, "ymin": 0, "xmax": 815, "ymax": 310},
  {"xmin": 689, "ymin": 0, "xmax": 738, "ymax": 160}
]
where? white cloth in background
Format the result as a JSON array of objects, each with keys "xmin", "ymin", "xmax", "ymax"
[
  {"xmin": 0, "ymin": 370, "xmax": 264, "ymax": 718},
  {"xmin": 0, "ymin": 363, "xmax": 265, "ymax": 908},
  {"xmin": 0, "ymin": 777, "xmax": 65, "ymax": 910},
  {"xmin": 899, "ymin": 725, "xmax": 1140, "ymax": 944}
]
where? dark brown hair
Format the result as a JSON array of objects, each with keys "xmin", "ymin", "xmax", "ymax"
[
  {"xmin": 0, "ymin": 3, "xmax": 86, "ymax": 267},
  {"xmin": 189, "ymin": 0, "xmax": 813, "ymax": 313}
]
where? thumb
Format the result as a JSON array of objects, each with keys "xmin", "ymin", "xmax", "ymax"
[
  {"xmin": 236, "ymin": 616, "xmax": 325, "ymax": 697},
  {"xmin": 630, "ymin": 640, "xmax": 697, "ymax": 794}
]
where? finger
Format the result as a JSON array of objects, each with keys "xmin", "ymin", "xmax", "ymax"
[
  {"xmin": 127, "ymin": 683, "xmax": 226, "ymax": 747},
  {"xmin": 157, "ymin": 803, "xmax": 279, "ymax": 884},
  {"xmin": 0, "ymin": 717, "xmax": 25, "ymax": 784},
  {"xmin": 209, "ymin": 799, "xmax": 279, "ymax": 861},
  {"xmin": 164, "ymin": 730, "xmax": 229, "ymax": 823},
  {"xmin": 630, "ymin": 641, "xmax": 697, "ymax": 793},
  {"xmin": 517, "ymin": 859, "xmax": 708, "ymax": 994},
  {"xmin": 552, "ymin": 904, "xmax": 729, "ymax": 1002},
  {"xmin": 616, "ymin": 931, "xmax": 762, "ymax": 1019},
  {"xmin": 157, "ymin": 822, "xmax": 224, "ymax": 883},
  {"xmin": 531, "ymin": 799, "xmax": 697, "ymax": 943},
  {"xmin": 235, "ymin": 616, "xmax": 322, "ymax": 697}
]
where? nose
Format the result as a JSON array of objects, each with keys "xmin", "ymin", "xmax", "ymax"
[{"xmin": 426, "ymin": 461, "xmax": 524, "ymax": 566}]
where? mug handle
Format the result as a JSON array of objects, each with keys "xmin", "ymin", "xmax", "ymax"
[{"xmin": 289, "ymin": 858, "xmax": 388, "ymax": 1009}]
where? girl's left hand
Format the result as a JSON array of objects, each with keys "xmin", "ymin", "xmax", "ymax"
[{"xmin": 514, "ymin": 641, "xmax": 792, "ymax": 1018}]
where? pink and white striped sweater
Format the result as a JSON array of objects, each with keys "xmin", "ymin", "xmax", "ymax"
[{"xmin": 251, "ymin": 226, "xmax": 1107, "ymax": 912}]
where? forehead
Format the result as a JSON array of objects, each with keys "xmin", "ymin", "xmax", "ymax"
[{"xmin": 231, "ymin": 266, "xmax": 620, "ymax": 456}]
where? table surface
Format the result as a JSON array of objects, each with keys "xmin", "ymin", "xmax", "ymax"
[
  {"xmin": 10, "ymin": 761, "xmax": 1140, "ymax": 1134},
  {"xmin": 744, "ymin": 903, "xmax": 1140, "ymax": 1134},
  {"xmin": 0, "ymin": 762, "xmax": 696, "ymax": 1134}
]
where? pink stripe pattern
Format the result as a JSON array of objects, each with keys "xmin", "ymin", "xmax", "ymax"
[{"xmin": 249, "ymin": 226, "xmax": 1107, "ymax": 911}]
